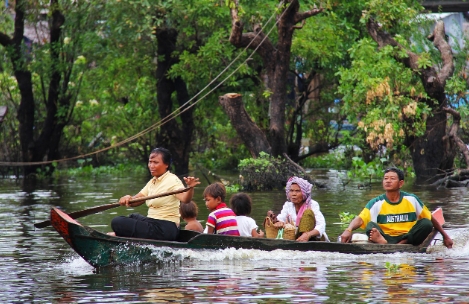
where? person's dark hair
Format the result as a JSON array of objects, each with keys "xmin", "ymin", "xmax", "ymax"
[
  {"xmin": 384, "ymin": 167, "xmax": 404, "ymax": 181},
  {"xmin": 150, "ymin": 147, "xmax": 172, "ymax": 167},
  {"xmin": 203, "ymin": 182, "xmax": 226, "ymax": 202},
  {"xmin": 230, "ymin": 193, "xmax": 252, "ymax": 216},
  {"xmin": 180, "ymin": 201, "xmax": 198, "ymax": 219}
]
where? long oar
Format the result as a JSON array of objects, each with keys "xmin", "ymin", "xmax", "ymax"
[{"xmin": 34, "ymin": 187, "xmax": 193, "ymax": 228}]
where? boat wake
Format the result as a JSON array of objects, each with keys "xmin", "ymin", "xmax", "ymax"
[
  {"xmin": 158, "ymin": 228, "xmax": 469, "ymax": 265},
  {"xmin": 426, "ymin": 228, "xmax": 469, "ymax": 257},
  {"xmin": 57, "ymin": 228, "xmax": 469, "ymax": 273},
  {"xmin": 57, "ymin": 255, "xmax": 95, "ymax": 274}
]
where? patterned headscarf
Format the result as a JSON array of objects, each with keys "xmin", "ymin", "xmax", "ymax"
[
  {"xmin": 285, "ymin": 176, "xmax": 313, "ymax": 226},
  {"xmin": 285, "ymin": 176, "xmax": 312, "ymax": 204}
]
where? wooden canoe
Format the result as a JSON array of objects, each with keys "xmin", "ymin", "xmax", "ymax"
[{"xmin": 50, "ymin": 207, "xmax": 441, "ymax": 268}]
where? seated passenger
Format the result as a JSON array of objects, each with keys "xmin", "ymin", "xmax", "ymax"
[
  {"xmin": 110, "ymin": 147, "xmax": 199, "ymax": 240},
  {"xmin": 203, "ymin": 182, "xmax": 240, "ymax": 236},
  {"xmin": 230, "ymin": 193, "xmax": 264, "ymax": 238},
  {"xmin": 340, "ymin": 167, "xmax": 453, "ymax": 248},
  {"xmin": 274, "ymin": 176, "xmax": 329, "ymax": 242},
  {"xmin": 180, "ymin": 201, "xmax": 204, "ymax": 233}
]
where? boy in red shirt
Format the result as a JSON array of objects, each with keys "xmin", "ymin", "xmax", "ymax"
[{"xmin": 204, "ymin": 182, "xmax": 240, "ymax": 236}]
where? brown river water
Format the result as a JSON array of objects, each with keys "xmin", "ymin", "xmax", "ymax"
[{"xmin": 1, "ymin": 169, "xmax": 469, "ymax": 303}]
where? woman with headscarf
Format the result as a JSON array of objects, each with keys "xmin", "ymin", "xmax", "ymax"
[{"xmin": 273, "ymin": 176, "xmax": 329, "ymax": 242}]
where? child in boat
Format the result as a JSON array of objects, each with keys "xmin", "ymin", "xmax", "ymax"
[
  {"xmin": 203, "ymin": 182, "xmax": 240, "ymax": 236},
  {"xmin": 179, "ymin": 201, "xmax": 204, "ymax": 233},
  {"xmin": 230, "ymin": 193, "xmax": 264, "ymax": 238}
]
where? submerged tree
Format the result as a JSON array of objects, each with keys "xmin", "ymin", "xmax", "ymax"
[
  {"xmin": 154, "ymin": 28, "xmax": 195, "ymax": 176},
  {"xmin": 219, "ymin": 0, "xmax": 367, "ymax": 167},
  {"xmin": 0, "ymin": 0, "xmax": 95, "ymax": 176},
  {"xmin": 224, "ymin": 0, "xmax": 324, "ymax": 157},
  {"xmin": 338, "ymin": 0, "xmax": 469, "ymax": 184}
]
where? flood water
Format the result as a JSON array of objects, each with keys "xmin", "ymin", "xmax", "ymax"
[{"xmin": 1, "ymin": 169, "xmax": 469, "ymax": 303}]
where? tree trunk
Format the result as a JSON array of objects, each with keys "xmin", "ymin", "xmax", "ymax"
[
  {"xmin": 155, "ymin": 28, "xmax": 194, "ymax": 176},
  {"xmin": 15, "ymin": 69, "xmax": 36, "ymax": 175},
  {"xmin": 410, "ymin": 110, "xmax": 452, "ymax": 183},
  {"xmin": 2, "ymin": 1, "xmax": 36, "ymax": 175},
  {"xmin": 228, "ymin": 0, "xmax": 322, "ymax": 157},
  {"xmin": 219, "ymin": 93, "xmax": 271, "ymax": 157},
  {"xmin": 0, "ymin": 0, "xmax": 70, "ymax": 177},
  {"xmin": 35, "ymin": 4, "xmax": 68, "ymax": 175},
  {"xmin": 443, "ymin": 107, "xmax": 469, "ymax": 169}
]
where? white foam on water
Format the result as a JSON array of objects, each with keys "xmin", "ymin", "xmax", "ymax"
[
  {"xmin": 426, "ymin": 228, "xmax": 469, "ymax": 257},
  {"xmin": 56, "ymin": 255, "xmax": 95, "ymax": 275},
  {"xmin": 147, "ymin": 246, "xmax": 418, "ymax": 267},
  {"xmin": 148, "ymin": 228, "xmax": 469, "ymax": 266}
]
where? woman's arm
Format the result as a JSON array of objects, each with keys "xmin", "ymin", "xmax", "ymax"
[
  {"xmin": 176, "ymin": 176, "xmax": 200, "ymax": 204},
  {"xmin": 297, "ymin": 229, "xmax": 319, "ymax": 242},
  {"xmin": 275, "ymin": 202, "xmax": 292, "ymax": 227},
  {"xmin": 310, "ymin": 201, "xmax": 326, "ymax": 237},
  {"xmin": 119, "ymin": 193, "xmax": 146, "ymax": 207},
  {"xmin": 295, "ymin": 201, "xmax": 326, "ymax": 242}
]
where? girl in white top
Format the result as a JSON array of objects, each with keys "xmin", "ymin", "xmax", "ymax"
[{"xmin": 230, "ymin": 193, "xmax": 265, "ymax": 238}]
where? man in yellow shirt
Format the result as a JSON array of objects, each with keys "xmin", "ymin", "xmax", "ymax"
[{"xmin": 340, "ymin": 167, "xmax": 453, "ymax": 248}]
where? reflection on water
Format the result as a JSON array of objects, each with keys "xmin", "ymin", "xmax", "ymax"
[{"xmin": 1, "ymin": 170, "xmax": 469, "ymax": 302}]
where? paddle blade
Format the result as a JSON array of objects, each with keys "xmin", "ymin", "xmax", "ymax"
[
  {"xmin": 34, "ymin": 203, "xmax": 121, "ymax": 228},
  {"xmin": 34, "ymin": 220, "xmax": 52, "ymax": 229}
]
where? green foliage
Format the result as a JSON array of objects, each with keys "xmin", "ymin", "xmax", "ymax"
[
  {"xmin": 0, "ymin": 72, "xmax": 21, "ymax": 164},
  {"xmin": 292, "ymin": 10, "xmax": 359, "ymax": 69},
  {"xmin": 337, "ymin": 37, "xmax": 432, "ymax": 152},
  {"xmin": 361, "ymin": 0, "xmax": 423, "ymax": 33},
  {"xmin": 416, "ymin": 52, "xmax": 432, "ymax": 69},
  {"xmin": 1, "ymin": 0, "xmax": 465, "ymax": 182},
  {"xmin": 60, "ymin": 0, "xmax": 163, "ymax": 164},
  {"xmin": 34, "ymin": 166, "xmax": 54, "ymax": 179},
  {"xmin": 385, "ymin": 262, "xmax": 400, "ymax": 273},
  {"xmin": 225, "ymin": 184, "xmax": 240, "ymax": 193},
  {"xmin": 192, "ymin": 115, "xmax": 251, "ymax": 170},
  {"xmin": 337, "ymin": 0, "xmax": 469, "ymax": 181},
  {"xmin": 0, "ymin": 2, "xmax": 13, "ymax": 32},
  {"xmin": 0, "ymin": 1, "xmax": 115, "ymax": 172},
  {"xmin": 300, "ymin": 152, "xmax": 348, "ymax": 170},
  {"xmin": 53, "ymin": 162, "xmax": 147, "ymax": 178},
  {"xmin": 338, "ymin": 212, "xmax": 356, "ymax": 225},
  {"xmin": 347, "ymin": 156, "xmax": 387, "ymax": 181},
  {"xmin": 239, "ymin": 152, "xmax": 273, "ymax": 171},
  {"xmin": 169, "ymin": 29, "xmax": 238, "ymax": 87},
  {"xmin": 445, "ymin": 76, "xmax": 469, "ymax": 130},
  {"xmin": 446, "ymin": 76, "xmax": 468, "ymax": 97},
  {"xmin": 77, "ymin": 158, "xmax": 93, "ymax": 167},
  {"xmin": 238, "ymin": 152, "xmax": 308, "ymax": 190},
  {"xmin": 262, "ymin": 90, "xmax": 273, "ymax": 99}
]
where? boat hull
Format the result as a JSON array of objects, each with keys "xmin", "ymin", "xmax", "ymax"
[{"xmin": 50, "ymin": 207, "xmax": 434, "ymax": 268}]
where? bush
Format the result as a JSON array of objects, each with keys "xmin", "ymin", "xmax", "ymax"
[
  {"xmin": 299, "ymin": 152, "xmax": 349, "ymax": 169},
  {"xmin": 238, "ymin": 152, "xmax": 311, "ymax": 191}
]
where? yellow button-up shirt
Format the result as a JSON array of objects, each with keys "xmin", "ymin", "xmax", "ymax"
[{"xmin": 139, "ymin": 171, "xmax": 184, "ymax": 225}]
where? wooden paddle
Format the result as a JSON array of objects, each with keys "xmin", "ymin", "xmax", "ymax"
[{"xmin": 34, "ymin": 187, "xmax": 193, "ymax": 228}]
